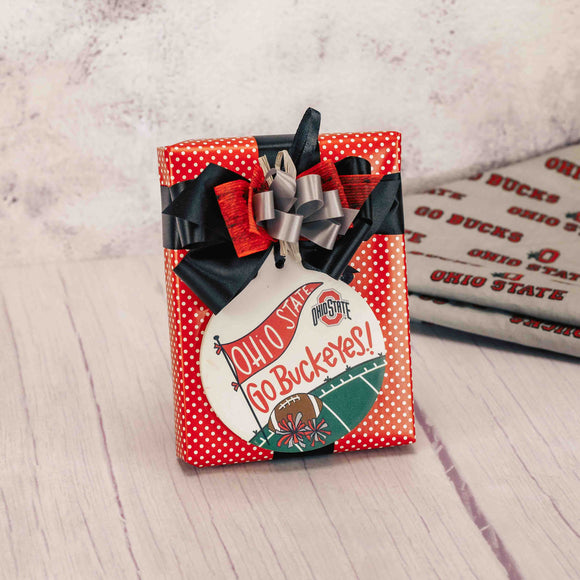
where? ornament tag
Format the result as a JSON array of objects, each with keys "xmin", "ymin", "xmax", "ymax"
[{"xmin": 200, "ymin": 255, "xmax": 386, "ymax": 453}]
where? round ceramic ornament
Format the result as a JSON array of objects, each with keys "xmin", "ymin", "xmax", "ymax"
[{"xmin": 200, "ymin": 254, "xmax": 387, "ymax": 453}]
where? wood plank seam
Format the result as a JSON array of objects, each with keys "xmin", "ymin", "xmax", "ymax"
[
  {"xmin": 59, "ymin": 273, "xmax": 142, "ymax": 580},
  {"xmin": 485, "ymin": 405, "xmax": 580, "ymax": 554},
  {"xmin": 414, "ymin": 400, "xmax": 524, "ymax": 580},
  {"xmin": 2, "ymin": 294, "xmax": 38, "ymax": 578},
  {"xmin": 475, "ymin": 343, "xmax": 580, "ymax": 545}
]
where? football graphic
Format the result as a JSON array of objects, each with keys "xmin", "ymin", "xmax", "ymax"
[{"xmin": 268, "ymin": 393, "xmax": 323, "ymax": 432}]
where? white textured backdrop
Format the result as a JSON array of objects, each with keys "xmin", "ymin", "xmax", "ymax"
[{"xmin": 1, "ymin": 0, "xmax": 579, "ymax": 266}]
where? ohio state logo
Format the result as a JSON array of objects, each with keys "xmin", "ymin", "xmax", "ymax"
[
  {"xmin": 528, "ymin": 248, "xmax": 560, "ymax": 264},
  {"xmin": 311, "ymin": 289, "xmax": 351, "ymax": 327}
]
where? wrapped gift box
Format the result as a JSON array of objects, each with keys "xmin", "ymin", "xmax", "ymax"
[{"xmin": 158, "ymin": 109, "xmax": 415, "ymax": 467}]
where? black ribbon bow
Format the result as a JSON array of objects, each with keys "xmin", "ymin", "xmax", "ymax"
[{"xmin": 161, "ymin": 108, "xmax": 404, "ymax": 314}]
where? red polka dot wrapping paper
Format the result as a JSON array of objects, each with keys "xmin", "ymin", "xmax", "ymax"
[{"xmin": 158, "ymin": 132, "xmax": 415, "ymax": 467}]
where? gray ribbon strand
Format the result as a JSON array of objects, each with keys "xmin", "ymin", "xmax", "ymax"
[{"xmin": 253, "ymin": 152, "xmax": 359, "ymax": 250}]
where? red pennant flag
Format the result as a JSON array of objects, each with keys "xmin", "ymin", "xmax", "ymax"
[{"xmin": 221, "ymin": 282, "xmax": 322, "ymax": 383}]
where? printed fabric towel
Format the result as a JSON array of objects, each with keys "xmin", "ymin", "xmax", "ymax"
[{"xmin": 405, "ymin": 143, "xmax": 580, "ymax": 358}]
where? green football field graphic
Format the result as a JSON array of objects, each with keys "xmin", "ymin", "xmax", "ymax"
[{"xmin": 249, "ymin": 355, "xmax": 386, "ymax": 452}]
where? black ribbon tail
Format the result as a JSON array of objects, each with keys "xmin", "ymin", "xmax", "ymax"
[
  {"xmin": 175, "ymin": 244, "xmax": 272, "ymax": 314},
  {"xmin": 301, "ymin": 172, "xmax": 403, "ymax": 280},
  {"xmin": 162, "ymin": 164, "xmax": 247, "ymax": 249},
  {"xmin": 334, "ymin": 155, "xmax": 404, "ymax": 236},
  {"xmin": 161, "ymin": 185, "xmax": 185, "ymax": 249},
  {"xmin": 335, "ymin": 156, "xmax": 371, "ymax": 175},
  {"xmin": 289, "ymin": 108, "xmax": 322, "ymax": 174},
  {"xmin": 162, "ymin": 163, "xmax": 268, "ymax": 314},
  {"xmin": 340, "ymin": 266, "xmax": 359, "ymax": 285},
  {"xmin": 373, "ymin": 173, "xmax": 404, "ymax": 236}
]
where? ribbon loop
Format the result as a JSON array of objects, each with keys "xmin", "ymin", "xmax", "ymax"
[
  {"xmin": 266, "ymin": 210, "xmax": 304, "ymax": 243},
  {"xmin": 274, "ymin": 150, "xmax": 297, "ymax": 178},
  {"xmin": 252, "ymin": 151, "xmax": 362, "ymax": 252},
  {"xmin": 303, "ymin": 189, "xmax": 343, "ymax": 223},
  {"xmin": 253, "ymin": 190, "xmax": 275, "ymax": 223},
  {"xmin": 295, "ymin": 174, "xmax": 324, "ymax": 217},
  {"xmin": 270, "ymin": 170, "xmax": 297, "ymax": 212},
  {"xmin": 301, "ymin": 221, "xmax": 341, "ymax": 249}
]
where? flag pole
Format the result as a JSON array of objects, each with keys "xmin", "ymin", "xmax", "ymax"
[{"xmin": 213, "ymin": 335, "xmax": 270, "ymax": 447}]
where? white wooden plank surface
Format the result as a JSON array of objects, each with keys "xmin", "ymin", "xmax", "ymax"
[
  {"xmin": 0, "ymin": 266, "xmax": 139, "ymax": 578},
  {"xmin": 1, "ymin": 254, "xmax": 578, "ymax": 579},
  {"xmin": 411, "ymin": 321, "xmax": 580, "ymax": 579}
]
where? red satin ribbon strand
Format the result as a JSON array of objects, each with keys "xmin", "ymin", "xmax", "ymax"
[
  {"xmin": 215, "ymin": 179, "xmax": 271, "ymax": 258},
  {"xmin": 339, "ymin": 174, "xmax": 382, "ymax": 209}
]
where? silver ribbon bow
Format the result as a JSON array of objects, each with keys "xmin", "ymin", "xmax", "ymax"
[{"xmin": 252, "ymin": 151, "xmax": 358, "ymax": 252}]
